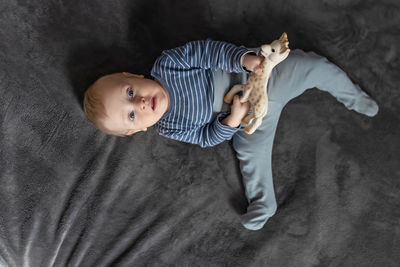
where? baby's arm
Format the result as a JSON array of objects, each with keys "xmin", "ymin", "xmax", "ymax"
[
  {"xmin": 161, "ymin": 39, "xmax": 254, "ymax": 73},
  {"xmin": 162, "ymin": 114, "xmax": 240, "ymax": 148},
  {"xmin": 190, "ymin": 96, "xmax": 250, "ymax": 147},
  {"xmin": 221, "ymin": 95, "xmax": 251, "ymax": 127}
]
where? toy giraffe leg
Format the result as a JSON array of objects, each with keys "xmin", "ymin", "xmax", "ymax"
[
  {"xmin": 242, "ymin": 113, "xmax": 255, "ymax": 124},
  {"xmin": 244, "ymin": 117, "xmax": 263, "ymax": 135},
  {"xmin": 240, "ymin": 84, "xmax": 253, "ymax": 103},
  {"xmin": 224, "ymin": 84, "xmax": 245, "ymax": 104}
]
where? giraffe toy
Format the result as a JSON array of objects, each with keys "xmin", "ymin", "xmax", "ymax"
[{"xmin": 224, "ymin": 32, "xmax": 290, "ymax": 134}]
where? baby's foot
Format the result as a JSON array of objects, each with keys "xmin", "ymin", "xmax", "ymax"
[
  {"xmin": 240, "ymin": 202, "xmax": 276, "ymax": 230},
  {"xmin": 354, "ymin": 94, "xmax": 379, "ymax": 117}
]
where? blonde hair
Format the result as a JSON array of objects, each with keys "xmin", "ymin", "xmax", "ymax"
[{"xmin": 83, "ymin": 75, "xmax": 130, "ymax": 137}]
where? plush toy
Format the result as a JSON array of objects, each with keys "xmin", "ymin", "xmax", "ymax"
[{"xmin": 223, "ymin": 33, "xmax": 290, "ymax": 134}]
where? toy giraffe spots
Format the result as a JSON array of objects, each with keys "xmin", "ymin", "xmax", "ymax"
[{"xmin": 224, "ymin": 32, "xmax": 290, "ymax": 134}]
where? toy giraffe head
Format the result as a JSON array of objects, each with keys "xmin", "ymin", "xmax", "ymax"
[{"xmin": 260, "ymin": 32, "xmax": 290, "ymax": 63}]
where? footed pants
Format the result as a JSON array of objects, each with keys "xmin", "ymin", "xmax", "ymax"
[{"xmin": 212, "ymin": 48, "xmax": 379, "ymax": 230}]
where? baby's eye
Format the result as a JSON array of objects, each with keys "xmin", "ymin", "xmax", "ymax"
[
  {"xmin": 271, "ymin": 48, "xmax": 276, "ymax": 53},
  {"xmin": 128, "ymin": 87, "xmax": 134, "ymax": 98},
  {"xmin": 129, "ymin": 111, "xmax": 135, "ymax": 121}
]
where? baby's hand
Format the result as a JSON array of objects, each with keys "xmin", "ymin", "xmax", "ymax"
[
  {"xmin": 230, "ymin": 95, "xmax": 251, "ymax": 123},
  {"xmin": 242, "ymin": 54, "xmax": 264, "ymax": 77},
  {"xmin": 221, "ymin": 95, "xmax": 251, "ymax": 128}
]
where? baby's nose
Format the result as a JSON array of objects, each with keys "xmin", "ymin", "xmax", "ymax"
[{"xmin": 138, "ymin": 96, "xmax": 151, "ymax": 110}]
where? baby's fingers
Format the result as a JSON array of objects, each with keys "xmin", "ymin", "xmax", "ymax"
[
  {"xmin": 243, "ymin": 100, "xmax": 251, "ymax": 112},
  {"xmin": 254, "ymin": 66, "xmax": 263, "ymax": 77}
]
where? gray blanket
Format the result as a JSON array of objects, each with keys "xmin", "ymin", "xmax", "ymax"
[{"xmin": 1, "ymin": 0, "xmax": 399, "ymax": 266}]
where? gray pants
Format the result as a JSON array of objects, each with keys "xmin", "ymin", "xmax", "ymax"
[{"xmin": 212, "ymin": 48, "xmax": 379, "ymax": 230}]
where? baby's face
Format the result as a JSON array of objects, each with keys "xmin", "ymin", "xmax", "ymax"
[{"xmin": 96, "ymin": 72, "xmax": 170, "ymax": 135}]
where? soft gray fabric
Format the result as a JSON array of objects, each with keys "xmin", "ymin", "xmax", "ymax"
[{"xmin": 1, "ymin": 0, "xmax": 399, "ymax": 266}]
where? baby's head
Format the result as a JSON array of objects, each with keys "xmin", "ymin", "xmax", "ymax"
[{"xmin": 83, "ymin": 72, "xmax": 170, "ymax": 137}]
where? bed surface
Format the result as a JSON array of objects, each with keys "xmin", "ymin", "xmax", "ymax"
[{"xmin": 1, "ymin": 0, "xmax": 399, "ymax": 266}]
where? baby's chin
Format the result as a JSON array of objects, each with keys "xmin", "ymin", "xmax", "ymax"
[{"xmin": 155, "ymin": 93, "xmax": 168, "ymax": 114}]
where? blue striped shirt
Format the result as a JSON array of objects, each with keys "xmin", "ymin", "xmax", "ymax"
[{"xmin": 150, "ymin": 39, "xmax": 252, "ymax": 148}]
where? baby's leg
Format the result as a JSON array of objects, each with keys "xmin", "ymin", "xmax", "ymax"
[
  {"xmin": 232, "ymin": 101, "xmax": 283, "ymax": 230},
  {"xmin": 231, "ymin": 48, "xmax": 378, "ymax": 231},
  {"xmin": 270, "ymin": 49, "xmax": 379, "ymax": 116}
]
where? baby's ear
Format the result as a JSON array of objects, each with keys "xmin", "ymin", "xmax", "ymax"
[
  {"xmin": 122, "ymin": 72, "xmax": 144, "ymax": 79},
  {"xmin": 126, "ymin": 128, "xmax": 147, "ymax": 135}
]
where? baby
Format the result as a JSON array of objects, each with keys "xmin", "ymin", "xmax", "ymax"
[
  {"xmin": 83, "ymin": 40, "xmax": 261, "ymax": 139},
  {"xmin": 83, "ymin": 39, "xmax": 379, "ymax": 230}
]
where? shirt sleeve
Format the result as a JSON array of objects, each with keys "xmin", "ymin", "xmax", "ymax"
[
  {"xmin": 159, "ymin": 113, "xmax": 240, "ymax": 148},
  {"xmin": 161, "ymin": 39, "xmax": 254, "ymax": 73}
]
